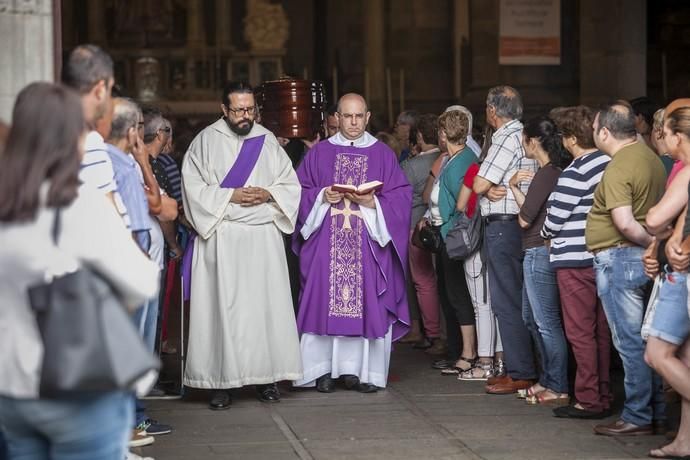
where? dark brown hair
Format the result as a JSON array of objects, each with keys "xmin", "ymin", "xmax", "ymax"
[
  {"xmin": 551, "ymin": 105, "xmax": 596, "ymax": 149},
  {"xmin": 0, "ymin": 82, "xmax": 84, "ymax": 222},
  {"xmin": 416, "ymin": 113, "xmax": 439, "ymax": 145}
]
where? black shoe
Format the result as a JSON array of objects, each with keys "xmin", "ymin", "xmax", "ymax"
[
  {"xmin": 431, "ymin": 359, "xmax": 452, "ymax": 370},
  {"xmin": 553, "ymin": 404, "xmax": 609, "ymax": 419},
  {"xmin": 343, "ymin": 375, "xmax": 378, "ymax": 393},
  {"xmin": 354, "ymin": 383, "xmax": 379, "ymax": 393},
  {"xmin": 256, "ymin": 384, "xmax": 281, "ymax": 403},
  {"xmin": 316, "ymin": 373, "xmax": 336, "ymax": 393},
  {"xmin": 209, "ymin": 391, "xmax": 232, "ymax": 410}
]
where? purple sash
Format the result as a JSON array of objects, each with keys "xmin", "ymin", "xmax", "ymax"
[{"xmin": 181, "ymin": 134, "xmax": 266, "ymax": 301}]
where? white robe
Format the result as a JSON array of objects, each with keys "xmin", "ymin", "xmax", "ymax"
[
  {"xmin": 294, "ymin": 132, "xmax": 394, "ymax": 389},
  {"xmin": 181, "ymin": 119, "xmax": 303, "ymax": 389}
]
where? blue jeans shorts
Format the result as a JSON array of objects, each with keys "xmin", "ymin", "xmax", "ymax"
[{"xmin": 648, "ymin": 271, "xmax": 690, "ymax": 346}]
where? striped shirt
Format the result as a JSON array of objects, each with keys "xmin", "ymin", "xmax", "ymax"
[
  {"xmin": 478, "ymin": 119, "xmax": 538, "ymax": 215},
  {"xmin": 81, "ymin": 131, "xmax": 130, "ymax": 228},
  {"xmin": 81, "ymin": 131, "xmax": 117, "ymax": 193},
  {"xmin": 541, "ymin": 150, "xmax": 610, "ymax": 268},
  {"xmin": 158, "ymin": 154, "xmax": 182, "ymax": 204}
]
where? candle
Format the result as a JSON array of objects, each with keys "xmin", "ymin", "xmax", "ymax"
[
  {"xmin": 399, "ymin": 68, "xmax": 405, "ymax": 113},
  {"xmin": 333, "ymin": 66, "xmax": 338, "ymax": 104},
  {"xmin": 364, "ymin": 66, "xmax": 370, "ymax": 104},
  {"xmin": 386, "ymin": 67, "xmax": 393, "ymax": 128}
]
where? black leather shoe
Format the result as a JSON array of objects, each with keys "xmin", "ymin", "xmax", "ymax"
[
  {"xmin": 209, "ymin": 391, "xmax": 231, "ymax": 410},
  {"xmin": 431, "ymin": 359, "xmax": 452, "ymax": 370},
  {"xmin": 343, "ymin": 375, "xmax": 378, "ymax": 393},
  {"xmin": 316, "ymin": 373, "xmax": 335, "ymax": 393},
  {"xmin": 354, "ymin": 383, "xmax": 379, "ymax": 393},
  {"xmin": 256, "ymin": 384, "xmax": 281, "ymax": 403}
]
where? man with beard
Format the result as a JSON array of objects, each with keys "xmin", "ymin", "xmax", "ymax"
[{"xmin": 181, "ymin": 82, "xmax": 303, "ymax": 409}]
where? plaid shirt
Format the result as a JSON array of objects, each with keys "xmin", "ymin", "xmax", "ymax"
[{"xmin": 477, "ymin": 119, "xmax": 538, "ymax": 215}]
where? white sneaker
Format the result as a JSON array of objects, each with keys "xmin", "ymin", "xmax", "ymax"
[
  {"xmin": 126, "ymin": 451, "xmax": 155, "ymax": 460},
  {"xmin": 128, "ymin": 429, "xmax": 154, "ymax": 448}
]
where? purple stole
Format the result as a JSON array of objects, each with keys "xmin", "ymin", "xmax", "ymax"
[{"xmin": 181, "ymin": 134, "xmax": 266, "ymax": 301}]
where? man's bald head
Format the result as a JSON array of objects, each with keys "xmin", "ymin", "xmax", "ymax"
[
  {"xmin": 595, "ymin": 100, "xmax": 637, "ymax": 141},
  {"xmin": 110, "ymin": 97, "xmax": 141, "ymax": 142},
  {"xmin": 337, "ymin": 93, "xmax": 368, "ymax": 113},
  {"xmin": 335, "ymin": 93, "xmax": 371, "ymax": 140}
]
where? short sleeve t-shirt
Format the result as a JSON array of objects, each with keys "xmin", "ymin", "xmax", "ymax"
[
  {"xmin": 462, "ymin": 163, "xmax": 480, "ymax": 218},
  {"xmin": 519, "ymin": 164, "xmax": 561, "ymax": 250},
  {"xmin": 585, "ymin": 142, "xmax": 666, "ymax": 251}
]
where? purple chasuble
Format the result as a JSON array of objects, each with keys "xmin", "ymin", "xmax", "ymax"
[
  {"xmin": 181, "ymin": 134, "xmax": 265, "ymax": 301},
  {"xmin": 293, "ymin": 139, "xmax": 412, "ymax": 341}
]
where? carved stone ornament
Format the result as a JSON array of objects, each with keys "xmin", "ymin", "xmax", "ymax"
[
  {"xmin": 135, "ymin": 57, "xmax": 161, "ymax": 101},
  {"xmin": 243, "ymin": 0, "xmax": 290, "ymax": 51},
  {"xmin": 0, "ymin": 0, "xmax": 50, "ymax": 15}
]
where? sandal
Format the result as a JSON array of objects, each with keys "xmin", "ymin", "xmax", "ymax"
[
  {"xmin": 517, "ymin": 383, "xmax": 545, "ymax": 399},
  {"xmin": 526, "ymin": 389, "xmax": 569, "ymax": 406},
  {"xmin": 458, "ymin": 361, "xmax": 493, "ymax": 381},
  {"xmin": 440, "ymin": 357, "xmax": 476, "ymax": 375}
]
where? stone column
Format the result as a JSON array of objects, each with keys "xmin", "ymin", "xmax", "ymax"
[
  {"xmin": 364, "ymin": 0, "xmax": 385, "ymax": 114},
  {"xmin": 216, "ymin": 0, "xmax": 232, "ymax": 49},
  {"xmin": 86, "ymin": 0, "xmax": 105, "ymax": 44},
  {"xmin": 453, "ymin": 0, "xmax": 470, "ymax": 98},
  {"xmin": 0, "ymin": 0, "xmax": 54, "ymax": 122},
  {"xmin": 580, "ymin": 0, "xmax": 647, "ymax": 105},
  {"xmin": 186, "ymin": 0, "xmax": 205, "ymax": 87}
]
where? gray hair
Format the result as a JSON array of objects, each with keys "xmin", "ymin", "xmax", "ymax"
[
  {"xmin": 486, "ymin": 85, "xmax": 523, "ymax": 120},
  {"xmin": 396, "ymin": 110, "xmax": 419, "ymax": 127},
  {"xmin": 143, "ymin": 107, "xmax": 166, "ymax": 144},
  {"xmin": 445, "ymin": 105, "xmax": 474, "ymax": 131},
  {"xmin": 110, "ymin": 97, "xmax": 140, "ymax": 141}
]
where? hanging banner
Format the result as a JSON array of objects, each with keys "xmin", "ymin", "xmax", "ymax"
[{"xmin": 499, "ymin": 0, "xmax": 561, "ymax": 65}]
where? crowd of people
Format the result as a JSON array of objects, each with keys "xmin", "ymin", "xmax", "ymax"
[{"xmin": 2, "ymin": 42, "xmax": 690, "ymax": 460}]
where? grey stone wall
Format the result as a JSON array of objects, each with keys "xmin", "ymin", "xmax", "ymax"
[{"xmin": 0, "ymin": 0, "xmax": 54, "ymax": 122}]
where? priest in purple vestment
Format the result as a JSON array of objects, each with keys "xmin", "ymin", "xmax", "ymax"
[{"xmin": 292, "ymin": 93, "xmax": 412, "ymax": 393}]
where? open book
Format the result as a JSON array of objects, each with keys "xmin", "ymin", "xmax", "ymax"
[{"xmin": 331, "ymin": 180, "xmax": 383, "ymax": 195}]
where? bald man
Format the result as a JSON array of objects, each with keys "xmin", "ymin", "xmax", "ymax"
[
  {"xmin": 586, "ymin": 100, "xmax": 667, "ymax": 436},
  {"xmin": 293, "ymin": 93, "xmax": 412, "ymax": 393}
]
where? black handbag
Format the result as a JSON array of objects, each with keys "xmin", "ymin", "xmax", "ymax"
[
  {"xmin": 27, "ymin": 209, "xmax": 159, "ymax": 398},
  {"xmin": 418, "ymin": 223, "xmax": 443, "ymax": 253}
]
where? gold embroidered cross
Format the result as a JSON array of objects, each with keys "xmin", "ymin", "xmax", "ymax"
[{"xmin": 330, "ymin": 198, "xmax": 362, "ymax": 230}]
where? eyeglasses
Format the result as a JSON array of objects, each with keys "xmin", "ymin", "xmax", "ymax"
[
  {"xmin": 158, "ymin": 127, "xmax": 172, "ymax": 133},
  {"xmin": 226, "ymin": 106, "xmax": 256, "ymax": 116}
]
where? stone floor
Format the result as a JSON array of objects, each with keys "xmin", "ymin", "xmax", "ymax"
[{"xmin": 140, "ymin": 345, "xmax": 672, "ymax": 460}]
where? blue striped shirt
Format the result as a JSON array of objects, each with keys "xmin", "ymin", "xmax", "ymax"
[
  {"xmin": 541, "ymin": 151, "xmax": 610, "ymax": 268},
  {"xmin": 157, "ymin": 154, "xmax": 182, "ymax": 204}
]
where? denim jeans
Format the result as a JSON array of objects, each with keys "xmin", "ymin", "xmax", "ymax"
[
  {"xmin": 523, "ymin": 246, "xmax": 568, "ymax": 393},
  {"xmin": 484, "ymin": 219, "xmax": 536, "ymax": 380},
  {"xmin": 0, "ymin": 392, "xmax": 132, "ymax": 460},
  {"xmin": 594, "ymin": 246, "xmax": 665, "ymax": 426},
  {"xmin": 131, "ymin": 286, "xmax": 161, "ymax": 426}
]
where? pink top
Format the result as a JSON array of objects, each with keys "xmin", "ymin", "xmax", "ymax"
[{"xmin": 667, "ymin": 160, "xmax": 684, "ymax": 187}]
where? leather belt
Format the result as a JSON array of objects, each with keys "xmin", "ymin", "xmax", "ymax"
[
  {"xmin": 591, "ymin": 241, "xmax": 637, "ymax": 255},
  {"xmin": 485, "ymin": 214, "xmax": 518, "ymax": 224}
]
